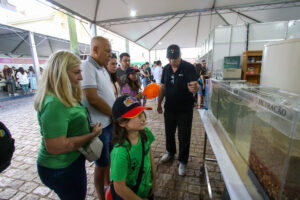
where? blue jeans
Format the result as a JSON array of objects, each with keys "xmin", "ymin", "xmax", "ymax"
[
  {"xmin": 142, "ymin": 78, "xmax": 148, "ymax": 89},
  {"xmin": 95, "ymin": 123, "xmax": 113, "ymax": 167},
  {"xmin": 37, "ymin": 155, "xmax": 87, "ymax": 200},
  {"xmin": 21, "ymin": 84, "xmax": 29, "ymax": 93}
]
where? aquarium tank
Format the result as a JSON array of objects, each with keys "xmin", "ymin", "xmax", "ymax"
[{"xmin": 208, "ymin": 79, "xmax": 300, "ymax": 200}]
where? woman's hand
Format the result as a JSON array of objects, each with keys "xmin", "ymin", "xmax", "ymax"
[
  {"xmin": 135, "ymin": 92, "xmax": 143, "ymax": 100},
  {"xmin": 91, "ymin": 122, "xmax": 102, "ymax": 137}
]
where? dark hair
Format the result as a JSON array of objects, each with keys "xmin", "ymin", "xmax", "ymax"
[
  {"xmin": 111, "ymin": 53, "xmax": 117, "ymax": 59},
  {"xmin": 7, "ymin": 68, "xmax": 12, "ymax": 76},
  {"xmin": 153, "ymin": 61, "xmax": 157, "ymax": 65},
  {"xmin": 19, "ymin": 67, "xmax": 24, "ymax": 75},
  {"xmin": 196, "ymin": 63, "xmax": 202, "ymax": 68},
  {"xmin": 145, "ymin": 62, "xmax": 149, "ymax": 65},
  {"xmin": 120, "ymin": 52, "xmax": 130, "ymax": 60},
  {"xmin": 108, "ymin": 54, "xmax": 118, "ymax": 83},
  {"xmin": 112, "ymin": 113, "xmax": 148, "ymax": 149},
  {"xmin": 202, "ymin": 60, "xmax": 206, "ymax": 63},
  {"xmin": 110, "ymin": 73, "xmax": 117, "ymax": 83},
  {"xmin": 29, "ymin": 66, "xmax": 35, "ymax": 73},
  {"xmin": 125, "ymin": 72, "xmax": 141, "ymax": 92},
  {"xmin": 156, "ymin": 60, "xmax": 162, "ymax": 66}
]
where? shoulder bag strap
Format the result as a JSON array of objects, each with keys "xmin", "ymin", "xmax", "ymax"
[{"xmin": 132, "ymin": 138, "xmax": 145, "ymax": 193}]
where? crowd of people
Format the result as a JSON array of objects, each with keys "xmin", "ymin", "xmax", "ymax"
[
  {"xmin": 0, "ymin": 65, "xmax": 37, "ymax": 96},
  {"xmin": 0, "ymin": 36, "xmax": 209, "ymax": 200}
]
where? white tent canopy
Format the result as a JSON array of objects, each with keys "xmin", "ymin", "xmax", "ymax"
[{"xmin": 46, "ymin": 0, "xmax": 300, "ymax": 50}]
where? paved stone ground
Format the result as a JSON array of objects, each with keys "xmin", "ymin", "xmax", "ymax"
[{"xmin": 0, "ymin": 97, "xmax": 225, "ymax": 200}]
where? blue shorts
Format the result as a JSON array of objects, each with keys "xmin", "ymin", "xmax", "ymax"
[
  {"xmin": 95, "ymin": 123, "xmax": 113, "ymax": 167},
  {"xmin": 197, "ymin": 88, "xmax": 203, "ymax": 95}
]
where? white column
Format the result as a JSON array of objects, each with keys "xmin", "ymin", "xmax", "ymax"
[
  {"xmin": 91, "ymin": 23, "xmax": 97, "ymax": 37},
  {"xmin": 28, "ymin": 31, "xmax": 40, "ymax": 81}
]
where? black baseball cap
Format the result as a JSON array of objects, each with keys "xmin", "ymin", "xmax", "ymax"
[
  {"xmin": 125, "ymin": 67, "xmax": 140, "ymax": 75},
  {"xmin": 112, "ymin": 96, "xmax": 152, "ymax": 119},
  {"xmin": 167, "ymin": 44, "xmax": 180, "ymax": 59}
]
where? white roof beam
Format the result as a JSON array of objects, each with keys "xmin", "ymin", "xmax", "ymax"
[
  {"xmin": 150, "ymin": 14, "xmax": 186, "ymax": 50},
  {"xmin": 96, "ymin": 0, "xmax": 299, "ymax": 24},
  {"xmin": 135, "ymin": 15, "xmax": 176, "ymax": 42},
  {"xmin": 230, "ymin": 9, "xmax": 261, "ymax": 23}
]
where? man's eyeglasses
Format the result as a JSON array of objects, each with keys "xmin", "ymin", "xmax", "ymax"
[{"xmin": 170, "ymin": 74, "xmax": 174, "ymax": 85}]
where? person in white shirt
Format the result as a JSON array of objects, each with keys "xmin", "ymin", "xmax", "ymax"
[
  {"xmin": 16, "ymin": 67, "xmax": 29, "ymax": 95},
  {"xmin": 81, "ymin": 36, "xmax": 115, "ymax": 200},
  {"xmin": 153, "ymin": 60, "xmax": 163, "ymax": 84}
]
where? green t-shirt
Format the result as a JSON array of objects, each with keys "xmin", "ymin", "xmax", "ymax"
[
  {"xmin": 37, "ymin": 95, "xmax": 90, "ymax": 169},
  {"xmin": 110, "ymin": 127, "xmax": 155, "ymax": 198}
]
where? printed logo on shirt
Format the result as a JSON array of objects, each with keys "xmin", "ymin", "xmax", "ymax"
[{"xmin": 178, "ymin": 74, "xmax": 184, "ymax": 77}]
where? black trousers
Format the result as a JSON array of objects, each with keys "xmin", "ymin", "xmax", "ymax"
[{"xmin": 164, "ymin": 110, "xmax": 193, "ymax": 164}]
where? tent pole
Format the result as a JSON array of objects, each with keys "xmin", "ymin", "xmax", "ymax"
[
  {"xmin": 195, "ymin": 13, "xmax": 201, "ymax": 47},
  {"xmin": 28, "ymin": 31, "xmax": 40, "ymax": 81}
]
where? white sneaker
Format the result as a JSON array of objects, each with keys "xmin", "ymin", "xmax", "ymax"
[
  {"xmin": 178, "ymin": 163, "xmax": 186, "ymax": 176},
  {"xmin": 160, "ymin": 152, "xmax": 174, "ymax": 163}
]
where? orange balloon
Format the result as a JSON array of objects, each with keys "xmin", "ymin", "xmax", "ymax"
[{"xmin": 143, "ymin": 83, "xmax": 160, "ymax": 99}]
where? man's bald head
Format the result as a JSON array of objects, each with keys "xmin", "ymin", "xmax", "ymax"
[{"xmin": 90, "ymin": 36, "xmax": 112, "ymax": 66}]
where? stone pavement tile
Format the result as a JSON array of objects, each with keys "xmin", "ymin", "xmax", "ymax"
[
  {"xmin": 168, "ymin": 191, "xmax": 184, "ymax": 200},
  {"xmin": 10, "ymin": 191, "xmax": 27, "ymax": 200},
  {"xmin": 162, "ymin": 179, "xmax": 176, "ymax": 189},
  {"xmin": 175, "ymin": 181, "xmax": 188, "ymax": 192},
  {"xmin": 19, "ymin": 182, "xmax": 39, "ymax": 193},
  {"xmin": 4, "ymin": 178, "xmax": 24, "ymax": 189},
  {"xmin": 186, "ymin": 177, "xmax": 201, "ymax": 185},
  {"xmin": 87, "ymin": 184, "xmax": 95, "ymax": 196},
  {"xmin": 22, "ymin": 193, "xmax": 40, "ymax": 200},
  {"xmin": 18, "ymin": 163, "xmax": 31, "ymax": 170},
  {"xmin": 86, "ymin": 195, "xmax": 96, "ymax": 200},
  {"xmin": 27, "ymin": 165, "xmax": 38, "ymax": 173},
  {"xmin": 188, "ymin": 184, "xmax": 201, "ymax": 195},
  {"xmin": 9, "ymin": 160, "xmax": 23, "ymax": 168},
  {"xmin": 47, "ymin": 190, "xmax": 59, "ymax": 199},
  {"xmin": 0, "ymin": 176, "xmax": 14, "ymax": 187},
  {"xmin": 32, "ymin": 186, "xmax": 51, "ymax": 196},
  {"xmin": 33, "ymin": 176, "xmax": 43, "ymax": 185},
  {"xmin": 0, "ymin": 188, "xmax": 18, "ymax": 199},
  {"xmin": 154, "ymin": 188, "xmax": 169, "ymax": 198},
  {"xmin": 184, "ymin": 192, "xmax": 201, "ymax": 200}
]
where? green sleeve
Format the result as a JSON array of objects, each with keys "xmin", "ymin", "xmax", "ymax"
[
  {"xmin": 41, "ymin": 100, "xmax": 69, "ymax": 138},
  {"xmin": 111, "ymin": 147, "xmax": 129, "ymax": 181},
  {"xmin": 145, "ymin": 127, "xmax": 155, "ymax": 145}
]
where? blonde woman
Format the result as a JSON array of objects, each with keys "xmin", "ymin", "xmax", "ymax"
[{"xmin": 34, "ymin": 51, "xmax": 102, "ymax": 200}]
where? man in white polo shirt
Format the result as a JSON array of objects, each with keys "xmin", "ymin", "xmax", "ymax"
[{"xmin": 81, "ymin": 36, "xmax": 115, "ymax": 200}]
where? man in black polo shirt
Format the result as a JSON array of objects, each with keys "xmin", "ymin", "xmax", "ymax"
[{"xmin": 157, "ymin": 44, "xmax": 199, "ymax": 176}]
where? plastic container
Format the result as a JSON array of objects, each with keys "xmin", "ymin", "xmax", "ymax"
[{"xmin": 209, "ymin": 80, "xmax": 300, "ymax": 200}]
